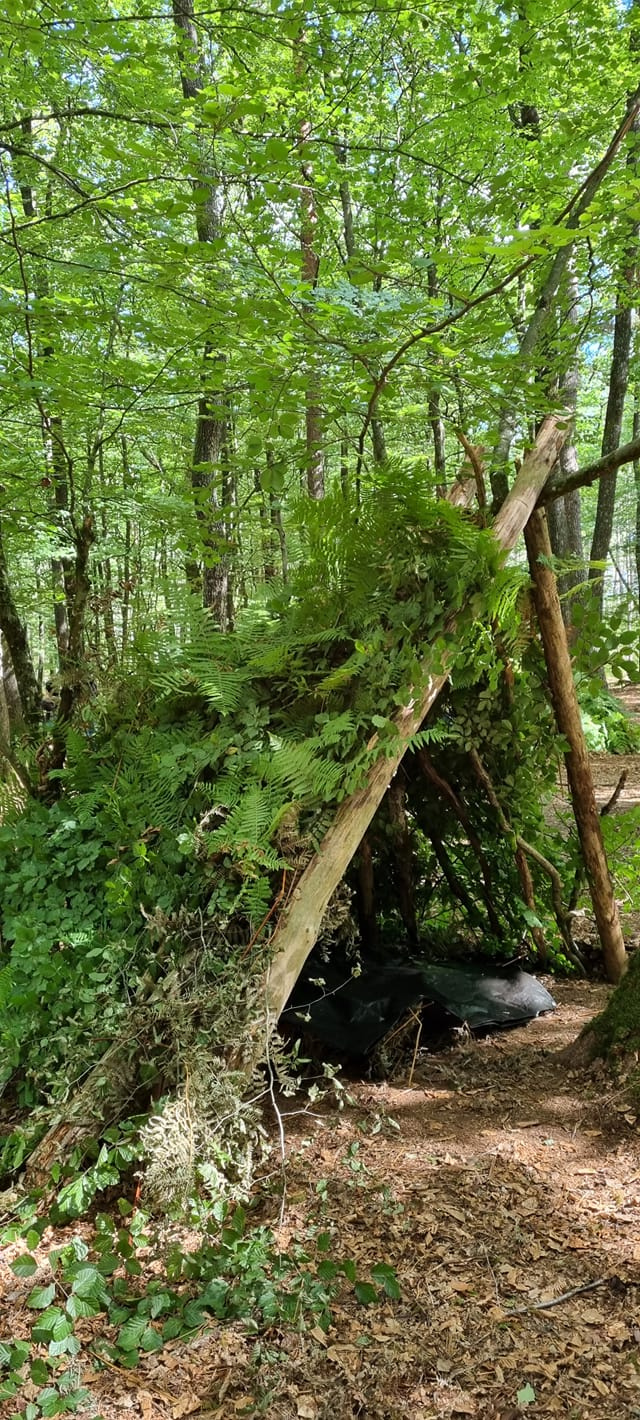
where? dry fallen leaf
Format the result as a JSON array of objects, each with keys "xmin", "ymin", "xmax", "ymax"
[
  {"xmin": 138, "ymin": 1392, "xmax": 154, "ymax": 1420},
  {"xmin": 296, "ymin": 1396, "xmax": 318, "ymax": 1419},
  {"xmin": 172, "ymin": 1396, "xmax": 202, "ymax": 1419}
]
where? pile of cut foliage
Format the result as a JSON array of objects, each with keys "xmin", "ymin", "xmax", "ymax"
[{"xmin": 0, "ymin": 474, "xmax": 595, "ymax": 1188}]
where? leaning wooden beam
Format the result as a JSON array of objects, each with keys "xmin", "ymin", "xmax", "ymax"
[
  {"xmin": 262, "ymin": 415, "xmax": 566, "ymax": 1025},
  {"xmin": 524, "ymin": 508, "xmax": 627, "ymax": 984}
]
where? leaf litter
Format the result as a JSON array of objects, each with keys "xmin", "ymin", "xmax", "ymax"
[{"xmin": 1, "ymin": 979, "xmax": 638, "ymax": 1420}]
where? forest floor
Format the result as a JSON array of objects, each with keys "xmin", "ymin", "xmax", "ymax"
[
  {"xmin": 2, "ymin": 689, "xmax": 639, "ymax": 1420},
  {"xmin": 3, "ymin": 982, "xmax": 639, "ymax": 1420},
  {"xmin": 559, "ymin": 683, "xmax": 640, "ymax": 811}
]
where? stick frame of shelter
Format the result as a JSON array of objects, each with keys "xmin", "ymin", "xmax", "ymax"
[
  {"xmin": 524, "ymin": 508, "xmax": 627, "ymax": 983},
  {"xmin": 260, "ymin": 417, "xmax": 566, "ymax": 1030}
]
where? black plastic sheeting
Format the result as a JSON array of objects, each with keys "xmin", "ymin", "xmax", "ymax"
[{"xmin": 282, "ymin": 959, "xmax": 556, "ymax": 1059}]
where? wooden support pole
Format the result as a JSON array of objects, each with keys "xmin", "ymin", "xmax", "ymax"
[
  {"xmin": 524, "ymin": 507, "xmax": 627, "ymax": 984},
  {"xmin": 258, "ymin": 417, "xmax": 566, "ymax": 1029}
]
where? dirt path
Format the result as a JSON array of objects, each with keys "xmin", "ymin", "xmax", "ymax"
[
  {"xmin": 259, "ymin": 983, "xmax": 639, "ymax": 1420},
  {"xmin": 584, "ymin": 684, "xmax": 640, "ymax": 809},
  {"xmin": 9, "ymin": 984, "xmax": 634, "ymax": 1420}
]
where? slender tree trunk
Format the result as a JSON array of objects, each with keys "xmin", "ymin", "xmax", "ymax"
[
  {"xmin": 0, "ymin": 641, "xmax": 10, "ymax": 748},
  {"xmin": 355, "ymin": 835, "xmax": 378, "ymax": 950},
  {"xmin": 172, "ymin": 0, "xmax": 232, "ymax": 623},
  {"xmin": 524, "ymin": 508, "xmax": 626, "ymax": 983},
  {"xmin": 265, "ymin": 447, "xmax": 288, "ymax": 582},
  {"xmin": 387, "ymin": 777, "xmax": 418, "ymax": 945},
  {"xmin": 0, "ymin": 521, "xmax": 40, "ymax": 732},
  {"xmin": 297, "ymin": 32, "xmax": 324, "ymax": 499},
  {"xmin": 490, "ymin": 94, "xmax": 640, "ymax": 507},
  {"xmin": 336, "ymin": 137, "xmax": 386, "ymax": 467},
  {"xmin": 427, "ymin": 253, "xmax": 446, "ymax": 494},
  {"xmin": 254, "ymin": 470, "xmax": 276, "ymax": 582},
  {"xmin": 589, "ymin": 93, "xmax": 639, "ymax": 616},
  {"xmin": 634, "ymin": 391, "xmax": 640, "ymax": 597},
  {"xmin": 546, "ymin": 266, "xmax": 585, "ymax": 624}
]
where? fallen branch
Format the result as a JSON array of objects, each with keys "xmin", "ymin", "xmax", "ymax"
[{"xmin": 505, "ymin": 1276, "xmax": 609, "ymax": 1316}]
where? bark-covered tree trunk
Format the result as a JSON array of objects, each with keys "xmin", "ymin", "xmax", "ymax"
[
  {"xmin": 386, "ymin": 776, "xmax": 418, "ymax": 946},
  {"xmin": 172, "ymin": 0, "xmax": 233, "ymax": 624},
  {"xmin": 490, "ymin": 95, "xmax": 640, "ymax": 508},
  {"xmin": 524, "ymin": 508, "xmax": 626, "ymax": 984},
  {"xmin": 0, "ymin": 521, "xmax": 40, "ymax": 732},
  {"xmin": 634, "ymin": 391, "xmax": 640, "ymax": 598},
  {"xmin": 297, "ymin": 32, "xmax": 325, "ymax": 500},
  {"xmin": 546, "ymin": 266, "xmax": 585, "ymax": 624},
  {"xmin": 564, "ymin": 948, "xmax": 640, "ymax": 1067},
  {"xmin": 588, "ymin": 97, "xmax": 640, "ymax": 617}
]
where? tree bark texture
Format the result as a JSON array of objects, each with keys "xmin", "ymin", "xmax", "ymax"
[
  {"xmin": 172, "ymin": 0, "xmax": 232, "ymax": 624},
  {"xmin": 0, "ymin": 522, "xmax": 40, "ymax": 731},
  {"xmin": 635, "ymin": 395, "xmax": 640, "ymax": 596},
  {"xmin": 524, "ymin": 508, "xmax": 626, "ymax": 984},
  {"xmin": 546, "ymin": 266, "xmax": 585, "ymax": 622},
  {"xmin": 297, "ymin": 36, "xmax": 325, "ymax": 500},
  {"xmin": 490, "ymin": 92, "xmax": 640, "ymax": 508},
  {"xmin": 588, "ymin": 101, "xmax": 640, "ymax": 616}
]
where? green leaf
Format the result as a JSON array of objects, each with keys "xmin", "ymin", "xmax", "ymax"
[
  {"xmin": 27, "ymin": 1284, "xmax": 57, "ymax": 1310},
  {"xmin": 11, "ymin": 1254, "xmax": 37, "ymax": 1278},
  {"xmin": 182, "ymin": 1300, "xmax": 207, "ymax": 1329},
  {"xmin": 354, "ymin": 1281, "xmax": 378, "ymax": 1305},
  {"xmin": 36, "ymin": 1388, "xmax": 63, "ymax": 1417},
  {"xmin": 140, "ymin": 1327, "xmax": 163, "ymax": 1353},
  {"xmin": 117, "ymin": 1315, "xmax": 148, "ymax": 1352},
  {"xmin": 370, "ymin": 1263, "xmax": 401, "ymax": 1300},
  {"xmin": 517, "ymin": 1383, "xmax": 536, "ymax": 1406},
  {"xmin": 30, "ymin": 1358, "xmax": 50, "ymax": 1385},
  {"xmin": 71, "ymin": 1266, "xmax": 104, "ymax": 1300},
  {"xmin": 66, "ymin": 1294, "xmax": 100, "ymax": 1320}
]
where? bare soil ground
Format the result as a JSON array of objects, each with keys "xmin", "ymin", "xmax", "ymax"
[{"xmin": 3, "ymin": 984, "xmax": 638, "ymax": 1420}]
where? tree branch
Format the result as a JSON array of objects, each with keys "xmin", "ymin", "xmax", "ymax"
[{"xmin": 539, "ymin": 434, "xmax": 640, "ymax": 504}]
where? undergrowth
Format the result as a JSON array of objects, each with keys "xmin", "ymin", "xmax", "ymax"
[
  {"xmin": 0, "ymin": 1138, "xmax": 400, "ymax": 1419},
  {"xmin": 0, "ymin": 471, "xmax": 618, "ymax": 1196}
]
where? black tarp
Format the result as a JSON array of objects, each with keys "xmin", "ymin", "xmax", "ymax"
[{"xmin": 282, "ymin": 958, "xmax": 556, "ymax": 1058}]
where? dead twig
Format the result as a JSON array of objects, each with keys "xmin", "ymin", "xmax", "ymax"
[{"xmin": 505, "ymin": 1276, "xmax": 609, "ymax": 1316}]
